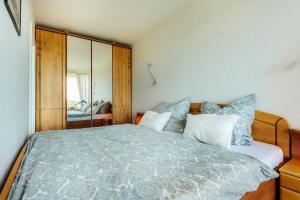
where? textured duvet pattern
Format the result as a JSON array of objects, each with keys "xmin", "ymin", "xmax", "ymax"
[{"xmin": 9, "ymin": 125, "xmax": 278, "ymax": 200}]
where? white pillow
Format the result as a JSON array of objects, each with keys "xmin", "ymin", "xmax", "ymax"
[
  {"xmin": 183, "ymin": 114, "xmax": 240, "ymax": 149},
  {"xmin": 81, "ymin": 103, "xmax": 91, "ymax": 112},
  {"xmin": 139, "ymin": 111, "xmax": 171, "ymax": 131},
  {"xmin": 85, "ymin": 106, "xmax": 92, "ymax": 114}
]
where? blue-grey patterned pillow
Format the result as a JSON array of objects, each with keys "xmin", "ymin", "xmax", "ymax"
[
  {"xmin": 201, "ymin": 102, "xmax": 221, "ymax": 114},
  {"xmin": 154, "ymin": 98, "xmax": 191, "ymax": 133},
  {"xmin": 201, "ymin": 94, "xmax": 256, "ymax": 145}
]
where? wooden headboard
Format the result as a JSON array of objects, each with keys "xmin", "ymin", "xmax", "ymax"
[{"xmin": 190, "ymin": 103, "xmax": 291, "ymax": 159}]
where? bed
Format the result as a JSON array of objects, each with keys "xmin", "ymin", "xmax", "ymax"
[
  {"xmin": 67, "ymin": 101, "xmax": 113, "ymax": 129},
  {"xmin": 68, "ymin": 113, "xmax": 112, "ymax": 122},
  {"xmin": 0, "ymin": 103, "xmax": 290, "ymax": 200},
  {"xmin": 229, "ymin": 140, "xmax": 284, "ymax": 169},
  {"xmin": 67, "ymin": 111, "xmax": 113, "ymax": 129}
]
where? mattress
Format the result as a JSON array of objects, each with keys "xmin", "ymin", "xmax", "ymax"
[{"xmin": 229, "ymin": 140, "xmax": 283, "ymax": 169}]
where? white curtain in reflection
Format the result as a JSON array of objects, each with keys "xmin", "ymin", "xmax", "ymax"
[
  {"xmin": 77, "ymin": 74, "xmax": 89, "ymax": 102},
  {"xmin": 67, "ymin": 72, "xmax": 89, "ymax": 103},
  {"xmin": 67, "ymin": 73, "xmax": 80, "ymax": 102}
]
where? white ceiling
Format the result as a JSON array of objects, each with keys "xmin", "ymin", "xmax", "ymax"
[{"xmin": 33, "ymin": 0, "xmax": 193, "ymax": 44}]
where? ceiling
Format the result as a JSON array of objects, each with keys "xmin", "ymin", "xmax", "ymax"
[{"xmin": 33, "ymin": 0, "xmax": 193, "ymax": 44}]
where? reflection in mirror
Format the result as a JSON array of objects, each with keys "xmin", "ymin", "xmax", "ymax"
[
  {"xmin": 92, "ymin": 42, "xmax": 113, "ymax": 126},
  {"xmin": 67, "ymin": 36, "xmax": 91, "ymax": 126}
]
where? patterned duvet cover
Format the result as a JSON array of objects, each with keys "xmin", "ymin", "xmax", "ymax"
[{"xmin": 8, "ymin": 124, "xmax": 278, "ymax": 200}]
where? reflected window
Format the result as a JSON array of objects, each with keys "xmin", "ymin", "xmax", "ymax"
[
  {"xmin": 67, "ymin": 73, "xmax": 80, "ymax": 102},
  {"xmin": 67, "ymin": 73, "xmax": 89, "ymax": 110}
]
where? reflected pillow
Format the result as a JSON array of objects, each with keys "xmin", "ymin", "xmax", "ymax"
[
  {"xmin": 92, "ymin": 102, "xmax": 104, "ymax": 115},
  {"xmin": 139, "ymin": 111, "xmax": 171, "ymax": 132},
  {"xmin": 184, "ymin": 114, "xmax": 240, "ymax": 149},
  {"xmin": 85, "ymin": 106, "xmax": 92, "ymax": 114},
  {"xmin": 82, "ymin": 103, "xmax": 91, "ymax": 113},
  {"xmin": 98, "ymin": 102, "xmax": 111, "ymax": 114},
  {"xmin": 93, "ymin": 100, "xmax": 104, "ymax": 106},
  {"xmin": 201, "ymin": 94, "xmax": 256, "ymax": 145},
  {"xmin": 86, "ymin": 104, "xmax": 97, "ymax": 114},
  {"xmin": 154, "ymin": 97, "xmax": 191, "ymax": 133}
]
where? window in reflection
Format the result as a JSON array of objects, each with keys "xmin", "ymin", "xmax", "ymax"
[
  {"xmin": 67, "ymin": 73, "xmax": 89, "ymax": 110},
  {"xmin": 67, "ymin": 36, "xmax": 92, "ymax": 126}
]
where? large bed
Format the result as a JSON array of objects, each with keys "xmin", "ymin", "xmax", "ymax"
[{"xmin": 0, "ymin": 103, "xmax": 290, "ymax": 200}]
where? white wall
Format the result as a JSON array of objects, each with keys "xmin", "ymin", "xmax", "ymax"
[
  {"xmin": 0, "ymin": 0, "xmax": 34, "ymax": 186},
  {"xmin": 133, "ymin": 0, "xmax": 300, "ymax": 128}
]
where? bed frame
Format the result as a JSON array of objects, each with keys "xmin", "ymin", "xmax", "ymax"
[
  {"xmin": 67, "ymin": 118, "xmax": 113, "ymax": 129},
  {"xmin": 189, "ymin": 103, "xmax": 290, "ymax": 200},
  {"xmin": 0, "ymin": 103, "xmax": 290, "ymax": 200}
]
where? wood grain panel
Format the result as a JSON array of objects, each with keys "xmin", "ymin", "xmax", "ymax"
[
  {"xmin": 39, "ymin": 30, "xmax": 65, "ymax": 109},
  {"xmin": 242, "ymin": 179, "xmax": 276, "ymax": 200},
  {"xmin": 0, "ymin": 143, "xmax": 27, "ymax": 200},
  {"xmin": 189, "ymin": 103, "xmax": 201, "ymax": 114},
  {"xmin": 39, "ymin": 109, "xmax": 64, "ymax": 131},
  {"xmin": 291, "ymin": 130, "xmax": 300, "ymax": 160},
  {"xmin": 36, "ymin": 25, "xmax": 131, "ymax": 49},
  {"xmin": 280, "ymin": 160, "xmax": 300, "ymax": 200},
  {"xmin": 281, "ymin": 173, "xmax": 300, "ymax": 193},
  {"xmin": 112, "ymin": 46, "xmax": 132, "ymax": 124},
  {"xmin": 277, "ymin": 119, "xmax": 290, "ymax": 158},
  {"xmin": 280, "ymin": 160, "xmax": 300, "ymax": 178},
  {"xmin": 280, "ymin": 187, "xmax": 300, "ymax": 200},
  {"xmin": 252, "ymin": 120, "xmax": 276, "ymax": 145},
  {"xmin": 36, "ymin": 28, "xmax": 66, "ymax": 131},
  {"xmin": 255, "ymin": 110, "xmax": 282, "ymax": 125}
]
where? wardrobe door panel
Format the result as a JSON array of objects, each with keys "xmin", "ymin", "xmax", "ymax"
[
  {"xmin": 40, "ymin": 109, "xmax": 64, "ymax": 131},
  {"xmin": 36, "ymin": 29, "xmax": 66, "ymax": 131},
  {"xmin": 40, "ymin": 55, "xmax": 64, "ymax": 109},
  {"xmin": 112, "ymin": 46, "xmax": 132, "ymax": 124}
]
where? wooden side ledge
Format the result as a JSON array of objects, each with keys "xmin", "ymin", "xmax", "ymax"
[{"xmin": 0, "ymin": 143, "xmax": 28, "ymax": 200}]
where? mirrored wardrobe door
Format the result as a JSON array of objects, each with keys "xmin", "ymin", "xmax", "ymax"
[
  {"xmin": 67, "ymin": 36, "xmax": 92, "ymax": 128},
  {"xmin": 91, "ymin": 41, "xmax": 113, "ymax": 126}
]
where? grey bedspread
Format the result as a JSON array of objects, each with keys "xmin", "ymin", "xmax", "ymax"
[
  {"xmin": 67, "ymin": 110, "xmax": 90, "ymax": 118},
  {"xmin": 8, "ymin": 125, "xmax": 278, "ymax": 200}
]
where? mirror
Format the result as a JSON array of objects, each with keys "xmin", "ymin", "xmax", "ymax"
[
  {"xmin": 91, "ymin": 41, "xmax": 112, "ymax": 126},
  {"xmin": 67, "ymin": 36, "xmax": 92, "ymax": 127}
]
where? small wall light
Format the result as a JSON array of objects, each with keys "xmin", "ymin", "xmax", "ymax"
[{"xmin": 147, "ymin": 62, "xmax": 157, "ymax": 86}]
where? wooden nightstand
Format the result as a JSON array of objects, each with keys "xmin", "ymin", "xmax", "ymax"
[
  {"xmin": 279, "ymin": 129, "xmax": 300, "ymax": 200},
  {"xmin": 280, "ymin": 160, "xmax": 300, "ymax": 199}
]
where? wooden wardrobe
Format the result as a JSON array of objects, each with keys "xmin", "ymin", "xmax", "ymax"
[
  {"xmin": 35, "ymin": 27, "xmax": 132, "ymax": 131},
  {"xmin": 35, "ymin": 29, "xmax": 66, "ymax": 131},
  {"xmin": 112, "ymin": 46, "xmax": 132, "ymax": 124}
]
